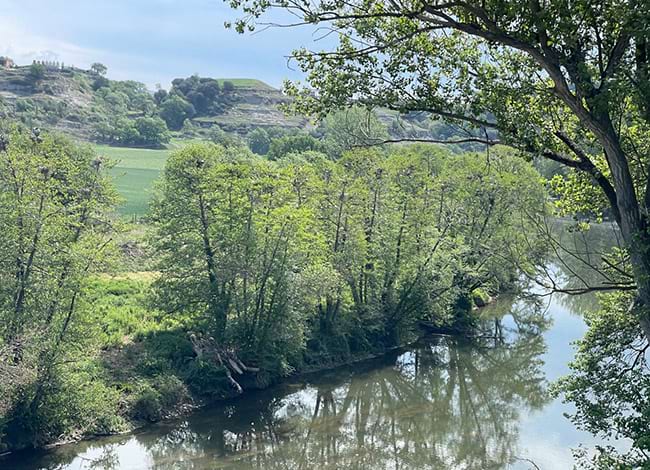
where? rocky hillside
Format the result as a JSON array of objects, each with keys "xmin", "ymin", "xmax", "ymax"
[
  {"xmin": 0, "ymin": 65, "xmax": 308, "ymax": 141},
  {"xmin": 0, "ymin": 66, "xmax": 99, "ymax": 139},
  {"xmin": 193, "ymin": 79, "xmax": 308, "ymax": 134}
]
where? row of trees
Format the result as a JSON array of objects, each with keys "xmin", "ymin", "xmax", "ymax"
[
  {"xmin": 227, "ymin": 1, "xmax": 650, "ymax": 464},
  {"xmin": 0, "ymin": 125, "xmax": 546, "ymax": 451},
  {"xmin": 245, "ymin": 107, "xmax": 390, "ymax": 160},
  {"xmin": 151, "ymin": 142, "xmax": 547, "ymax": 373},
  {"xmin": 0, "ymin": 126, "xmax": 117, "ymax": 447},
  {"xmin": 94, "ymin": 116, "xmax": 170, "ymax": 147}
]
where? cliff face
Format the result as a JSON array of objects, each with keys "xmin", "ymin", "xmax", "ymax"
[{"xmin": 193, "ymin": 82, "xmax": 309, "ymax": 134}]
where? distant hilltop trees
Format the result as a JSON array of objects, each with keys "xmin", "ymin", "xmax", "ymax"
[{"xmin": 31, "ymin": 59, "xmax": 69, "ymax": 71}]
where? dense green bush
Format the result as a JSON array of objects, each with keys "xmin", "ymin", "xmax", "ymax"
[
  {"xmin": 267, "ymin": 132, "xmax": 325, "ymax": 160},
  {"xmin": 184, "ymin": 360, "xmax": 231, "ymax": 397}
]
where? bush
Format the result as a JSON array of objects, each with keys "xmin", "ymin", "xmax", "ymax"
[
  {"xmin": 131, "ymin": 386, "xmax": 162, "ymax": 422},
  {"xmin": 471, "ymin": 288, "xmax": 491, "ymax": 308},
  {"xmin": 29, "ymin": 63, "xmax": 45, "ymax": 81},
  {"xmin": 184, "ymin": 360, "xmax": 230, "ymax": 397},
  {"xmin": 143, "ymin": 331, "xmax": 195, "ymax": 370},
  {"xmin": 130, "ymin": 375, "xmax": 188, "ymax": 422}
]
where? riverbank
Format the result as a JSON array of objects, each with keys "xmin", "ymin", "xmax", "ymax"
[
  {"xmin": 2, "ymin": 292, "xmax": 602, "ymax": 470},
  {"xmin": 1, "ymin": 264, "xmax": 505, "ymax": 457},
  {"xmin": 1, "ymin": 327, "xmax": 427, "ymax": 458}
]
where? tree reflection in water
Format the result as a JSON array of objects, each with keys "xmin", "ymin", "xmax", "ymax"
[
  {"xmin": 9, "ymin": 300, "xmax": 551, "ymax": 470},
  {"xmin": 135, "ymin": 299, "xmax": 550, "ymax": 470}
]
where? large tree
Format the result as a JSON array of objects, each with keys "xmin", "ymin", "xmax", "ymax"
[
  {"xmin": 229, "ymin": 0, "xmax": 650, "ymax": 339},
  {"xmin": 0, "ymin": 126, "xmax": 117, "ymax": 448}
]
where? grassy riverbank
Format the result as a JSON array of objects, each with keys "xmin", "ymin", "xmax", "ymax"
[{"xmin": 2, "ymin": 269, "xmax": 441, "ymax": 455}]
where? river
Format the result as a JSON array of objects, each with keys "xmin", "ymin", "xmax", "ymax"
[{"xmin": 3, "ymin": 223, "xmax": 621, "ymax": 470}]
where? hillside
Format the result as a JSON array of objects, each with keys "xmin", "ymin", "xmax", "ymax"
[
  {"xmin": 0, "ymin": 66, "xmax": 99, "ymax": 139},
  {"xmin": 192, "ymin": 79, "xmax": 307, "ymax": 134},
  {"xmin": 0, "ymin": 64, "xmax": 308, "ymax": 142}
]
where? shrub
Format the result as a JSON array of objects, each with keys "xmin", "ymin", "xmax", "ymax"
[
  {"xmin": 28, "ymin": 63, "xmax": 45, "ymax": 81},
  {"xmin": 143, "ymin": 331, "xmax": 195, "ymax": 370},
  {"xmin": 131, "ymin": 386, "xmax": 162, "ymax": 422},
  {"xmin": 184, "ymin": 360, "xmax": 230, "ymax": 397}
]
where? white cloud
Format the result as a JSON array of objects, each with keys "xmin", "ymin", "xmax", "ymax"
[{"xmin": 0, "ymin": 16, "xmax": 100, "ymax": 68}]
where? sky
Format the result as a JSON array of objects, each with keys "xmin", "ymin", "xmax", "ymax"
[{"xmin": 0, "ymin": 0, "xmax": 329, "ymax": 89}]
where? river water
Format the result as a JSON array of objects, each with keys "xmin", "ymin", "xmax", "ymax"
[{"xmin": 3, "ymin": 223, "xmax": 621, "ymax": 470}]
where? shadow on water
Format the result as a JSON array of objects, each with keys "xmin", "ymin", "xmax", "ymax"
[{"xmin": 4, "ymin": 298, "xmax": 554, "ymax": 470}]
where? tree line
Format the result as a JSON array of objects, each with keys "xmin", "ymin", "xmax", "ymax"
[{"xmin": 0, "ymin": 124, "xmax": 546, "ymax": 451}]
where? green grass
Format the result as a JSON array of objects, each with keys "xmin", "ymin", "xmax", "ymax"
[
  {"xmin": 215, "ymin": 78, "xmax": 273, "ymax": 89},
  {"xmin": 95, "ymin": 145, "xmax": 171, "ymax": 216}
]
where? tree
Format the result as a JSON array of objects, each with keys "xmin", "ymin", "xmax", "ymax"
[
  {"xmin": 28, "ymin": 63, "xmax": 45, "ymax": 81},
  {"xmin": 228, "ymin": 0, "xmax": 650, "ymax": 463},
  {"xmin": 153, "ymin": 88, "xmax": 168, "ymax": 106},
  {"xmin": 158, "ymin": 94, "xmax": 195, "ymax": 131},
  {"xmin": 150, "ymin": 144, "xmax": 320, "ymax": 362},
  {"xmin": 168, "ymin": 76, "xmax": 228, "ymax": 115},
  {"xmin": 322, "ymin": 106, "xmax": 389, "ymax": 159},
  {"xmin": 267, "ymin": 133, "xmax": 325, "ymax": 160},
  {"xmin": 208, "ymin": 126, "xmax": 245, "ymax": 149},
  {"xmin": 247, "ymin": 127, "xmax": 271, "ymax": 155},
  {"xmin": 230, "ymin": 0, "xmax": 650, "ymax": 337},
  {"xmin": 135, "ymin": 116, "xmax": 170, "ymax": 147},
  {"xmin": 91, "ymin": 75, "xmax": 110, "ymax": 91},
  {"xmin": 0, "ymin": 125, "xmax": 116, "ymax": 448},
  {"xmin": 90, "ymin": 62, "xmax": 107, "ymax": 76}
]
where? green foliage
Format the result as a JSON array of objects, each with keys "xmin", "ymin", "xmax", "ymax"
[
  {"xmin": 158, "ymin": 94, "xmax": 196, "ymax": 131},
  {"xmin": 267, "ymin": 133, "xmax": 325, "ymax": 160},
  {"xmin": 90, "ymin": 63, "xmax": 107, "ymax": 76},
  {"xmin": 139, "ymin": 330, "xmax": 195, "ymax": 371},
  {"xmin": 321, "ymin": 106, "xmax": 389, "ymax": 158},
  {"xmin": 130, "ymin": 376, "xmax": 188, "ymax": 422},
  {"xmin": 0, "ymin": 125, "xmax": 118, "ymax": 449},
  {"xmin": 28, "ymin": 63, "xmax": 45, "ymax": 81},
  {"xmin": 471, "ymin": 288, "xmax": 491, "ymax": 308},
  {"xmin": 151, "ymin": 142, "xmax": 547, "ymax": 378},
  {"xmin": 93, "ymin": 116, "xmax": 170, "ymax": 147},
  {"xmin": 2, "ymin": 362, "xmax": 127, "ymax": 449},
  {"xmin": 247, "ymin": 127, "xmax": 271, "ymax": 155},
  {"xmin": 84, "ymin": 275, "xmax": 160, "ymax": 347},
  {"xmin": 555, "ymin": 289, "xmax": 650, "ymax": 468},
  {"xmin": 169, "ymin": 75, "xmax": 234, "ymax": 116},
  {"xmin": 184, "ymin": 360, "xmax": 230, "ymax": 397},
  {"xmin": 135, "ymin": 116, "xmax": 170, "ymax": 146},
  {"xmin": 128, "ymin": 374, "xmax": 188, "ymax": 422},
  {"xmin": 209, "ymin": 125, "xmax": 245, "ymax": 148}
]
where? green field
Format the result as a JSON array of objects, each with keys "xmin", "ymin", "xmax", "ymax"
[
  {"xmin": 96, "ymin": 145, "xmax": 171, "ymax": 216},
  {"xmin": 215, "ymin": 78, "xmax": 273, "ymax": 89}
]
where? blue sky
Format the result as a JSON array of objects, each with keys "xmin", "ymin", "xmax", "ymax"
[{"xmin": 0, "ymin": 0, "xmax": 328, "ymax": 89}]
